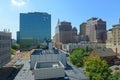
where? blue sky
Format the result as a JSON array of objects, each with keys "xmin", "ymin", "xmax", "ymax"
[{"xmin": 0, "ymin": 0, "xmax": 120, "ymax": 39}]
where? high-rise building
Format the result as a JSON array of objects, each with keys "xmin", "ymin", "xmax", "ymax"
[
  {"xmin": 86, "ymin": 17, "xmax": 106, "ymax": 43},
  {"xmin": 55, "ymin": 21, "xmax": 72, "ymax": 44},
  {"xmin": 18, "ymin": 12, "xmax": 51, "ymax": 49},
  {"xmin": 80, "ymin": 22, "xmax": 87, "ymax": 36},
  {"xmin": 79, "ymin": 22, "xmax": 88, "ymax": 42},
  {"xmin": 0, "ymin": 31, "xmax": 11, "ymax": 67},
  {"xmin": 54, "ymin": 20, "xmax": 77, "ymax": 48},
  {"xmin": 72, "ymin": 27, "xmax": 78, "ymax": 43},
  {"xmin": 106, "ymin": 29, "xmax": 112, "ymax": 43},
  {"xmin": 17, "ymin": 31, "xmax": 20, "ymax": 43}
]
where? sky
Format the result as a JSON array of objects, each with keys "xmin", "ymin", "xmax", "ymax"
[{"xmin": 0, "ymin": 0, "xmax": 120, "ymax": 39}]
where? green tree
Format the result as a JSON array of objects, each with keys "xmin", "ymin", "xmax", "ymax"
[
  {"xmin": 109, "ymin": 70, "xmax": 120, "ymax": 80},
  {"xmin": 70, "ymin": 48, "xmax": 85, "ymax": 67},
  {"xmin": 10, "ymin": 48, "xmax": 16, "ymax": 54},
  {"xmin": 12, "ymin": 43, "xmax": 20, "ymax": 50},
  {"xmin": 84, "ymin": 56, "xmax": 112, "ymax": 80}
]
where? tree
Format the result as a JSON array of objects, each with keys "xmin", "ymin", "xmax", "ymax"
[
  {"xmin": 70, "ymin": 48, "xmax": 85, "ymax": 67},
  {"xmin": 10, "ymin": 48, "xmax": 16, "ymax": 54},
  {"xmin": 84, "ymin": 56, "xmax": 112, "ymax": 80},
  {"xmin": 109, "ymin": 70, "xmax": 120, "ymax": 80},
  {"xmin": 12, "ymin": 43, "xmax": 20, "ymax": 50}
]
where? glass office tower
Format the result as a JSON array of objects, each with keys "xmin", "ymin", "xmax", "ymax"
[{"xmin": 19, "ymin": 12, "xmax": 51, "ymax": 49}]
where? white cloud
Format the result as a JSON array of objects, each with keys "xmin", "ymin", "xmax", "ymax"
[{"xmin": 11, "ymin": 0, "xmax": 27, "ymax": 7}]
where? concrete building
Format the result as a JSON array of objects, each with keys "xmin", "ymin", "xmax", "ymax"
[
  {"xmin": 30, "ymin": 49, "xmax": 66, "ymax": 69},
  {"xmin": 0, "ymin": 31, "xmax": 11, "ymax": 67},
  {"xmin": 86, "ymin": 17, "xmax": 107, "ymax": 43},
  {"xmin": 18, "ymin": 12, "xmax": 51, "ymax": 49},
  {"xmin": 54, "ymin": 20, "xmax": 78, "ymax": 48},
  {"xmin": 33, "ymin": 61, "xmax": 65, "ymax": 80},
  {"xmin": 30, "ymin": 42, "xmax": 67, "ymax": 79}
]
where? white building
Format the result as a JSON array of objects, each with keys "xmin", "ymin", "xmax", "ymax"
[
  {"xmin": 62, "ymin": 43, "xmax": 106, "ymax": 52},
  {"xmin": 33, "ymin": 61, "xmax": 65, "ymax": 80},
  {"xmin": 30, "ymin": 49, "xmax": 66, "ymax": 69}
]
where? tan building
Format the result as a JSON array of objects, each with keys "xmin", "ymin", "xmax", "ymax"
[
  {"xmin": 0, "ymin": 31, "xmax": 11, "ymax": 67},
  {"xmin": 80, "ymin": 22, "xmax": 87, "ymax": 37},
  {"xmin": 106, "ymin": 29, "xmax": 112, "ymax": 48},
  {"xmin": 86, "ymin": 17, "xmax": 107, "ymax": 43},
  {"xmin": 106, "ymin": 24, "xmax": 120, "ymax": 56}
]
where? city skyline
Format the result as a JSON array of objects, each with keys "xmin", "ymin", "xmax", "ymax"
[{"xmin": 0, "ymin": 0, "xmax": 120, "ymax": 39}]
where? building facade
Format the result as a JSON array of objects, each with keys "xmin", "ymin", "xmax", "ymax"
[
  {"xmin": 86, "ymin": 17, "xmax": 107, "ymax": 43},
  {"xmin": 0, "ymin": 31, "xmax": 11, "ymax": 67},
  {"xmin": 106, "ymin": 29, "xmax": 112, "ymax": 46},
  {"xmin": 106, "ymin": 24, "xmax": 120, "ymax": 57},
  {"xmin": 18, "ymin": 12, "xmax": 51, "ymax": 49},
  {"xmin": 33, "ymin": 61, "xmax": 65, "ymax": 80},
  {"xmin": 54, "ymin": 20, "xmax": 78, "ymax": 48},
  {"xmin": 72, "ymin": 27, "xmax": 78, "ymax": 43},
  {"xmin": 30, "ymin": 49, "xmax": 66, "ymax": 69},
  {"xmin": 79, "ymin": 22, "xmax": 88, "ymax": 41},
  {"xmin": 106, "ymin": 24, "xmax": 120, "ymax": 56},
  {"xmin": 80, "ymin": 22, "xmax": 87, "ymax": 37}
]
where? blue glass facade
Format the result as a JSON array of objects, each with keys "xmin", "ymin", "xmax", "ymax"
[{"xmin": 19, "ymin": 12, "xmax": 51, "ymax": 49}]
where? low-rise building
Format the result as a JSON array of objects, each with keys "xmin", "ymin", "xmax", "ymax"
[
  {"xmin": 90, "ymin": 48, "xmax": 116, "ymax": 63},
  {"xmin": 30, "ymin": 49, "xmax": 66, "ymax": 69},
  {"xmin": 30, "ymin": 48, "xmax": 66, "ymax": 79},
  {"xmin": 62, "ymin": 43, "xmax": 106, "ymax": 52},
  {"xmin": 33, "ymin": 61, "xmax": 65, "ymax": 80}
]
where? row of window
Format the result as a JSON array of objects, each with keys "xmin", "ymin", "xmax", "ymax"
[
  {"xmin": 0, "ymin": 43, "xmax": 10, "ymax": 48},
  {"xmin": 0, "ymin": 35, "xmax": 11, "ymax": 40},
  {"xmin": 0, "ymin": 50, "xmax": 10, "ymax": 57},
  {"xmin": 114, "ymin": 42, "xmax": 120, "ymax": 45}
]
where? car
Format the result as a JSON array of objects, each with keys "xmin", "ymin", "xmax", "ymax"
[{"xmin": 64, "ymin": 76, "xmax": 69, "ymax": 80}]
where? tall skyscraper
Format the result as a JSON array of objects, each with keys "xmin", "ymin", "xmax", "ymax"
[
  {"xmin": 54, "ymin": 20, "xmax": 77, "ymax": 48},
  {"xmin": 80, "ymin": 22, "xmax": 87, "ymax": 36},
  {"xmin": 18, "ymin": 12, "xmax": 51, "ymax": 49},
  {"xmin": 0, "ymin": 31, "xmax": 11, "ymax": 67},
  {"xmin": 72, "ymin": 27, "xmax": 78, "ymax": 43},
  {"xmin": 86, "ymin": 17, "xmax": 106, "ymax": 43},
  {"xmin": 55, "ymin": 21, "xmax": 72, "ymax": 44}
]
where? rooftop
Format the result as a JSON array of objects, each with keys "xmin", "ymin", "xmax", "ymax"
[
  {"xmin": 112, "ymin": 24, "xmax": 120, "ymax": 27},
  {"xmin": 35, "ymin": 61, "xmax": 64, "ymax": 69},
  {"xmin": 31, "ymin": 49, "xmax": 59, "ymax": 55},
  {"xmin": 93, "ymin": 48, "xmax": 116, "ymax": 57}
]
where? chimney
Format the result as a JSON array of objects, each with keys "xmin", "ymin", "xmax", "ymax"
[{"xmin": 116, "ymin": 48, "xmax": 118, "ymax": 58}]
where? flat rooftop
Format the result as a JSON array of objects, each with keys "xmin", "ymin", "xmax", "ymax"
[
  {"xmin": 31, "ymin": 49, "xmax": 59, "ymax": 55},
  {"xmin": 35, "ymin": 62, "xmax": 63, "ymax": 69}
]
